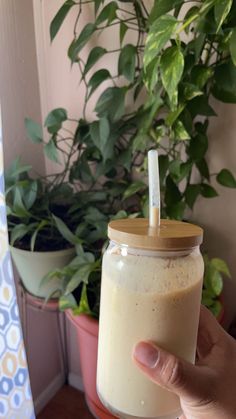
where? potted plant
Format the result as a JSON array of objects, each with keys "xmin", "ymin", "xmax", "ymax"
[
  {"xmin": 34, "ymin": 0, "xmax": 236, "ymax": 415},
  {"xmin": 202, "ymin": 255, "xmax": 232, "ymax": 322},
  {"xmin": 4, "ymin": 109, "xmax": 84, "ymax": 298}
]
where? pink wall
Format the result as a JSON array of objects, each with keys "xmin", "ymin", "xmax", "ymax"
[
  {"xmin": 35, "ymin": 1, "xmax": 236, "ymax": 323},
  {"xmin": 0, "ymin": 0, "xmax": 45, "ymax": 173}
]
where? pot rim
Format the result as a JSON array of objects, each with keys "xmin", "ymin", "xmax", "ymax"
[
  {"xmin": 66, "ymin": 309, "xmax": 98, "ymax": 337},
  {"xmin": 9, "ymin": 245, "xmax": 75, "ymax": 257}
]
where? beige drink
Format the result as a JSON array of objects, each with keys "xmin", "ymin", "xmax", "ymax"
[{"xmin": 97, "ymin": 219, "xmax": 204, "ymax": 419}]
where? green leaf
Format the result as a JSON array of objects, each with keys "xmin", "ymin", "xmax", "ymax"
[
  {"xmin": 211, "ymin": 270, "xmax": 223, "ymax": 296},
  {"xmin": 123, "ymin": 181, "xmax": 146, "ymax": 199},
  {"xmin": 95, "ymin": 87, "xmax": 126, "ymax": 122},
  {"xmin": 214, "ymin": 0, "xmax": 233, "ymax": 32},
  {"xmin": 88, "ymin": 68, "xmax": 111, "ymax": 97},
  {"xmin": 89, "ymin": 121, "xmax": 101, "ymax": 149},
  {"xmin": 71, "ymin": 151, "xmax": 94, "ymax": 183},
  {"xmin": 178, "ymin": 162, "xmax": 192, "ymax": 182},
  {"xmin": 173, "ymin": 120, "xmax": 190, "ymax": 140},
  {"xmin": 134, "ymin": 81, "xmax": 144, "ymax": 101},
  {"xmin": 120, "ymin": 22, "xmax": 128, "ymax": 45},
  {"xmin": 99, "ymin": 117, "xmax": 110, "ymax": 144},
  {"xmin": 160, "ymin": 46, "xmax": 184, "ymax": 105},
  {"xmin": 166, "ymin": 201, "xmax": 186, "ymax": 220},
  {"xmin": 182, "ymin": 83, "xmax": 203, "ymax": 101},
  {"xmin": 83, "ymin": 47, "xmax": 107, "ymax": 76},
  {"xmin": 53, "ymin": 215, "xmax": 80, "ymax": 245},
  {"xmin": 118, "ymin": 148, "xmax": 132, "ymax": 171},
  {"xmin": 5, "ymin": 158, "xmax": 32, "ymax": 185},
  {"xmin": 189, "ymin": 133, "xmax": 208, "ymax": 161},
  {"xmin": 166, "ymin": 104, "xmax": 185, "ymax": 126},
  {"xmin": 202, "ymin": 289, "xmax": 214, "ymax": 307},
  {"xmin": 191, "ymin": 65, "xmax": 213, "ymax": 89},
  {"xmin": 136, "ymin": 94, "xmax": 163, "ymax": 140},
  {"xmin": 84, "ymin": 207, "xmax": 106, "ymax": 224},
  {"xmin": 211, "ymin": 258, "xmax": 231, "ymax": 278},
  {"xmin": 10, "ymin": 224, "xmax": 31, "ymax": 246},
  {"xmin": 44, "ymin": 108, "xmax": 67, "ymax": 133},
  {"xmin": 143, "ymin": 15, "xmax": 178, "ymax": 70},
  {"xmin": 118, "ymin": 44, "xmax": 136, "ymax": 82},
  {"xmin": 210, "ymin": 300, "xmax": 222, "ymax": 318},
  {"xmin": 68, "ymin": 23, "xmax": 95, "ymax": 62},
  {"xmin": 25, "ymin": 118, "xmax": 43, "ymax": 143},
  {"xmin": 165, "ymin": 175, "xmax": 182, "ymax": 206},
  {"xmin": 230, "ymin": 28, "xmax": 236, "ymax": 66},
  {"xmin": 195, "ymin": 120, "xmax": 209, "ymax": 134},
  {"xmin": 183, "ymin": 6, "xmax": 200, "ymax": 34},
  {"xmin": 196, "ymin": 159, "xmax": 210, "ymax": 180},
  {"xmin": 149, "ymin": 0, "xmax": 182, "ymax": 24},
  {"xmin": 142, "ymin": 195, "xmax": 149, "ymax": 218},
  {"xmin": 96, "ymin": 2, "xmax": 118, "ymax": 25},
  {"xmin": 188, "ymin": 96, "xmax": 216, "ymax": 117},
  {"xmin": 30, "ymin": 220, "xmax": 49, "ymax": 251},
  {"xmin": 200, "ymin": 0, "xmax": 218, "ymax": 15},
  {"xmin": 50, "ymin": 0, "xmax": 76, "ymax": 42},
  {"xmin": 143, "ymin": 58, "xmax": 160, "ymax": 92},
  {"xmin": 94, "ymin": 0, "xmax": 105, "ymax": 15},
  {"xmin": 88, "ymin": 69, "xmax": 111, "ymax": 97},
  {"xmin": 179, "ymin": 109, "xmax": 193, "ymax": 134},
  {"xmin": 65, "ymin": 264, "xmax": 92, "ymax": 295},
  {"xmin": 90, "ymin": 120, "xmax": 115, "ymax": 161},
  {"xmin": 198, "ymin": 12, "xmax": 220, "ymax": 35},
  {"xmin": 73, "ymin": 283, "xmax": 92, "ymax": 316},
  {"xmin": 185, "ymin": 184, "xmax": 201, "ymax": 209},
  {"xmin": 59, "ymin": 294, "xmax": 77, "ymax": 311},
  {"xmin": 217, "ymin": 168, "xmax": 236, "ymax": 188},
  {"xmin": 13, "ymin": 188, "xmax": 30, "ymax": 217},
  {"xmin": 40, "ymin": 269, "xmax": 65, "ymax": 289},
  {"xmin": 212, "ymin": 60, "xmax": 236, "ymax": 103},
  {"xmin": 158, "ymin": 155, "xmax": 169, "ymax": 185},
  {"xmin": 169, "ymin": 159, "xmax": 181, "ymax": 181},
  {"xmin": 23, "ymin": 180, "xmax": 38, "ymax": 210},
  {"xmin": 204, "ymin": 260, "xmax": 215, "ymax": 291},
  {"xmin": 194, "ymin": 33, "xmax": 206, "ymax": 61},
  {"xmin": 44, "ymin": 139, "xmax": 60, "ymax": 163},
  {"xmin": 110, "ymin": 210, "xmax": 127, "ymax": 221},
  {"xmin": 201, "ymin": 184, "xmax": 218, "ymax": 198},
  {"xmin": 198, "ymin": 12, "xmax": 219, "ymax": 35},
  {"xmin": 71, "ymin": 246, "xmax": 95, "ymax": 263}
]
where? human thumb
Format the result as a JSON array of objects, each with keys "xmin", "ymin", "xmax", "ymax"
[{"xmin": 133, "ymin": 341, "xmax": 214, "ymax": 401}]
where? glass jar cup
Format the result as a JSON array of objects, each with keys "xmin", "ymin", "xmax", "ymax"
[{"xmin": 97, "ymin": 219, "xmax": 204, "ymax": 419}]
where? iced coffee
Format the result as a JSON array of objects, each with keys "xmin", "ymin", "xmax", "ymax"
[{"xmin": 97, "ymin": 218, "xmax": 204, "ymax": 419}]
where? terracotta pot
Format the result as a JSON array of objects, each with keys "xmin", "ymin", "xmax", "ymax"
[
  {"xmin": 66, "ymin": 311, "xmax": 116, "ymax": 419},
  {"xmin": 67, "ymin": 306, "xmax": 225, "ymax": 419}
]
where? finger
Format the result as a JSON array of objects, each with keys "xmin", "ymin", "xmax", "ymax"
[{"xmin": 133, "ymin": 341, "xmax": 214, "ymax": 402}]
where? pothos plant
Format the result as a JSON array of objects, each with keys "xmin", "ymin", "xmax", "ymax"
[{"xmin": 40, "ymin": 0, "xmax": 236, "ymax": 318}]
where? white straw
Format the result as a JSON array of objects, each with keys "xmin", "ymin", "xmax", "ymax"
[{"xmin": 148, "ymin": 149, "xmax": 160, "ymax": 227}]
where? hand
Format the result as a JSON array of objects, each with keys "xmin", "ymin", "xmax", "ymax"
[{"xmin": 133, "ymin": 306, "xmax": 236, "ymax": 419}]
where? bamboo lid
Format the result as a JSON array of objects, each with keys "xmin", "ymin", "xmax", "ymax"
[{"xmin": 108, "ymin": 218, "xmax": 203, "ymax": 251}]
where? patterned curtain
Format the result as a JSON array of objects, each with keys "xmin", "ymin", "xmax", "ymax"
[{"xmin": 0, "ymin": 135, "xmax": 35, "ymax": 417}]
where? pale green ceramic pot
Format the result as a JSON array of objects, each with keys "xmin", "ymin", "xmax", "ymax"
[{"xmin": 10, "ymin": 246, "xmax": 75, "ymax": 298}]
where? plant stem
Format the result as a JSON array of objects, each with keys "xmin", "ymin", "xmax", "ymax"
[
  {"xmin": 96, "ymin": 17, "xmax": 138, "ymax": 31},
  {"xmin": 177, "ymin": 13, "xmax": 199, "ymax": 34}
]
